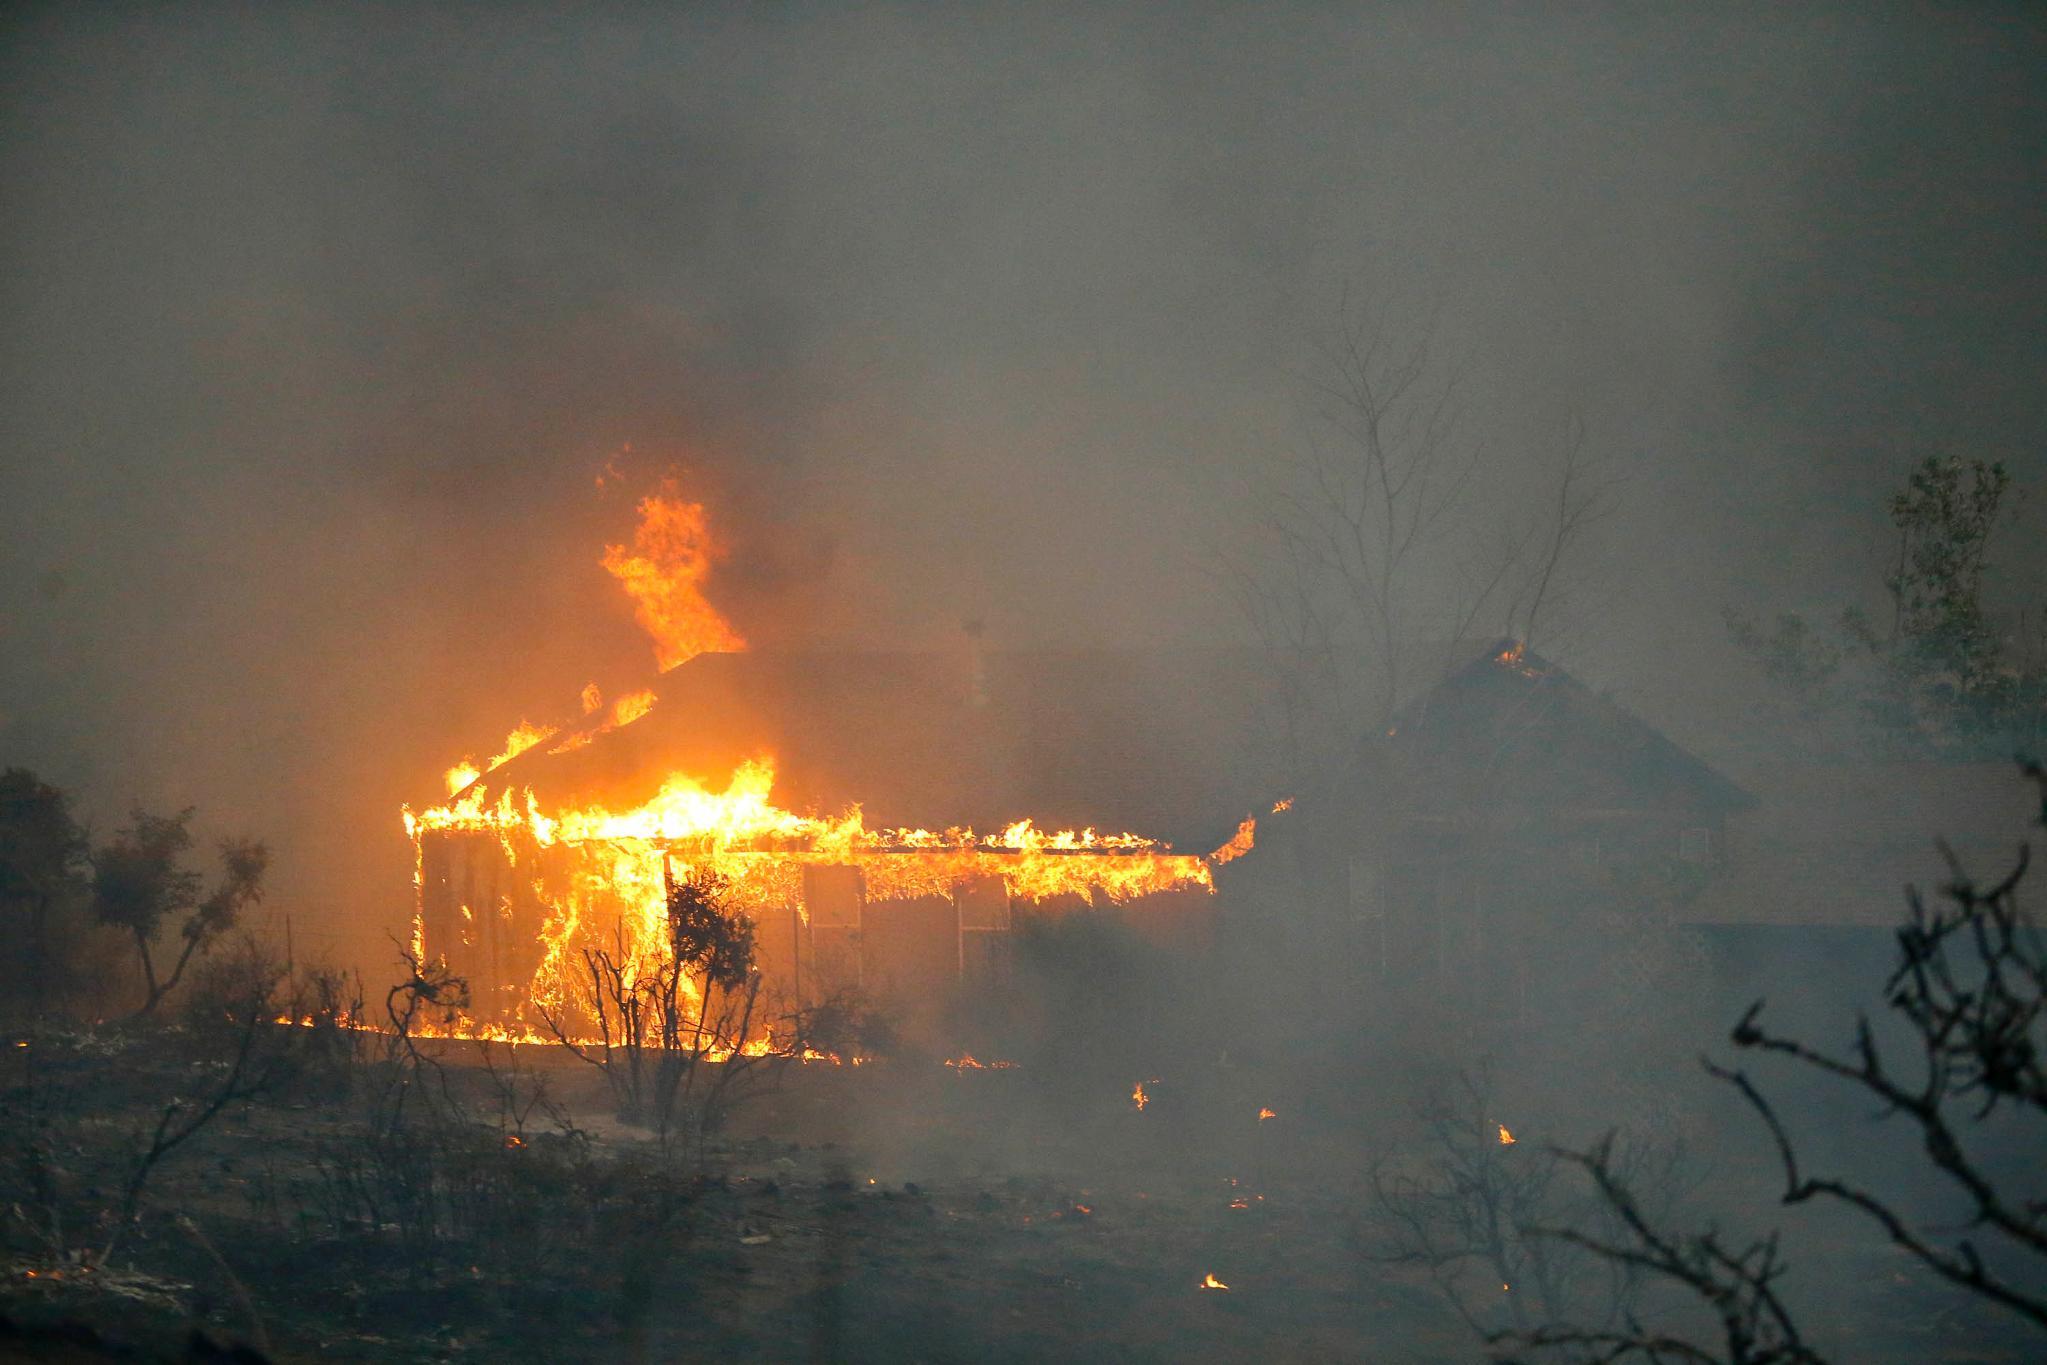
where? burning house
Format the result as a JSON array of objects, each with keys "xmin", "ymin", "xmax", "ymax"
[
  {"xmin": 408, "ymin": 645, "xmax": 1288, "ymax": 1047},
  {"xmin": 401, "ymin": 480, "xmax": 1295, "ymax": 1051}
]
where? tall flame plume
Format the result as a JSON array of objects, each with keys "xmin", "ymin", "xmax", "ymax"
[{"xmin": 601, "ymin": 479, "xmax": 747, "ymax": 671}]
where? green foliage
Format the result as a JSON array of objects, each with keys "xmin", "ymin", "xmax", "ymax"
[
  {"xmin": 1887, "ymin": 456, "xmax": 2009, "ymax": 661},
  {"xmin": 1728, "ymin": 456, "xmax": 2044, "ymax": 756}
]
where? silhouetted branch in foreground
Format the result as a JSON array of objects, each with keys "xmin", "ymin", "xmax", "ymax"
[
  {"xmin": 1497, "ymin": 759, "xmax": 2047, "ymax": 1362},
  {"xmin": 1496, "ymin": 1135, "xmax": 1821, "ymax": 1365}
]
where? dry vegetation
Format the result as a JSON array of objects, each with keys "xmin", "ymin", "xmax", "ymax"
[{"xmin": 3, "ymin": 770, "xmax": 2042, "ymax": 1362}]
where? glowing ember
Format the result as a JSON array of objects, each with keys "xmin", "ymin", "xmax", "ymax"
[
  {"xmin": 1257, "ymin": 1107, "xmax": 1276, "ymax": 1121},
  {"xmin": 1497, "ymin": 1124, "xmax": 1516, "ymax": 1146},
  {"xmin": 1198, "ymin": 1273, "xmax": 1229, "ymax": 1291},
  {"xmin": 601, "ymin": 478, "xmax": 747, "ymax": 671},
  {"xmin": 1493, "ymin": 640, "xmax": 1541, "ymax": 676},
  {"xmin": 1228, "ymin": 1197, "xmax": 1250, "ymax": 1209}
]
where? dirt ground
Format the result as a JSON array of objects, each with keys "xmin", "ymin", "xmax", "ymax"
[{"xmin": 0, "ymin": 1027, "xmax": 2034, "ymax": 1364}]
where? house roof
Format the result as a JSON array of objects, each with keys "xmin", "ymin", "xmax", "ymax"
[
  {"xmin": 1373, "ymin": 639, "xmax": 1756, "ymax": 819},
  {"xmin": 464, "ymin": 647, "xmax": 1292, "ymax": 853},
  {"xmin": 1684, "ymin": 761, "xmax": 2040, "ymax": 927}
]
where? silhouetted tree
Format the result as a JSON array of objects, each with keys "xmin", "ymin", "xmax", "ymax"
[
  {"xmin": 542, "ymin": 862, "xmax": 777, "ymax": 1155},
  {"xmin": 91, "ymin": 806, "xmax": 268, "ymax": 1016},
  {"xmin": 0, "ymin": 769, "xmax": 91, "ymax": 1016},
  {"xmin": 1227, "ymin": 284, "xmax": 1615, "ymax": 772}
]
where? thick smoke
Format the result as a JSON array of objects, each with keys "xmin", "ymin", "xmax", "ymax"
[{"xmin": 2, "ymin": 4, "xmax": 2044, "ymax": 969}]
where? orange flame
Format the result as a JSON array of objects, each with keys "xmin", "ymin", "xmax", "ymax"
[
  {"xmin": 1209, "ymin": 815, "xmax": 1256, "ymax": 866},
  {"xmin": 1498, "ymin": 1124, "xmax": 1516, "ymax": 1146},
  {"xmin": 610, "ymin": 688, "xmax": 658, "ymax": 726},
  {"xmin": 1257, "ymin": 1107, "xmax": 1276, "ymax": 1122},
  {"xmin": 409, "ymin": 477, "xmax": 1254, "ymax": 1047},
  {"xmin": 1270, "ymin": 796, "xmax": 1293, "ymax": 813},
  {"xmin": 445, "ymin": 719, "xmax": 557, "ymax": 796},
  {"xmin": 405, "ymin": 756, "xmax": 1224, "ymax": 1043},
  {"xmin": 1131, "ymin": 1080, "xmax": 1150, "ymax": 1112},
  {"xmin": 1198, "ymin": 1272, "xmax": 1229, "ymax": 1291},
  {"xmin": 601, "ymin": 480, "xmax": 746, "ymax": 671}
]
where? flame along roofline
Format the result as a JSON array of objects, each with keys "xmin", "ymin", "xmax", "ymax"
[
  {"xmin": 438, "ymin": 645, "xmax": 1297, "ymax": 851},
  {"xmin": 416, "ymin": 827, "xmax": 1213, "ymax": 859}
]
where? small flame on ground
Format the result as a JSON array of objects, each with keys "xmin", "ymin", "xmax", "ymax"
[
  {"xmin": 1198, "ymin": 1273, "xmax": 1229, "ymax": 1291},
  {"xmin": 1271, "ymin": 796, "xmax": 1293, "ymax": 813},
  {"xmin": 1257, "ymin": 1107, "xmax": 1276, "ymax": 1121},
  {"xmin": 1131, "ymin": 1080, "xmax": 1149, "ymax": 1112},
  {"xmin": 1497, "ymin": 1124, "xmax": 1516, "ymax": 1146}
]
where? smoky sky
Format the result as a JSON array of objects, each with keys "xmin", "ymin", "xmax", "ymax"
[{"xmin": 3, "ymin": 3, "xmax": 2043, "ymax": 961}]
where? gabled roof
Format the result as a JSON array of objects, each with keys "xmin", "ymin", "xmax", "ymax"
[
  {"xmin": 1376, "ymin": 639, "xmax": 1755, "ymax": 817},
  {"xmin": 467, "ymin": 648, "xmax": 1291, "ymax": 853}
]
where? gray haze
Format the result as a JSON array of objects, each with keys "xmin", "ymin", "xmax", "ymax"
[{"xmin": 3, "ymin": 3, "xmax": 2044, "ymax": 965}]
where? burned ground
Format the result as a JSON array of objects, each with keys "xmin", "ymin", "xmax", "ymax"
[{"xmin": 1, "ymin": 1021, "xmax": 2032, "ymax": 1365}]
